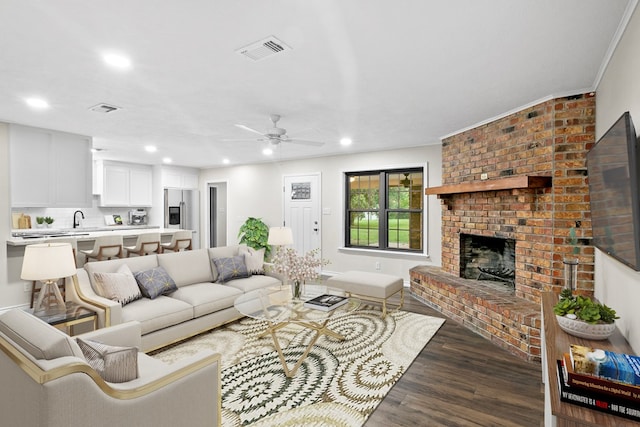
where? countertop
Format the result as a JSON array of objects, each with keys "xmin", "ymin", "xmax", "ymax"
[{"xmin": 7, "ymin": 226, "xmax": 190, "ymax": 246}]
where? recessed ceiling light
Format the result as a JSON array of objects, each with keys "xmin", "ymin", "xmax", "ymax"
[
  {"xmin": 162, "ymin": 157, "xmax": 172, "ymax": 164},
  {"xmin": 340, "ymin": 137, "xmax": 352, "ymax": 146},
  {"xmin": 103, "ymin": 53, "xmax": 131, "ymax": 69},
  {"xmin": 262, "ymin": 147, "xmax": 273, "ymax": 156},
  {"xmin": 90, "ymin": 148, "xmax": 105, "ymax": 153},
  {"xmin": 222, "ymin": 158, "xmax": 230, "ymax": 164},
  {"xmin": 25, "ymin": 97, "xmax": 49, "ymax": 109},
  {"xmin": 144, "ymin": 145, "xmax": 157, "ymax": 153}
]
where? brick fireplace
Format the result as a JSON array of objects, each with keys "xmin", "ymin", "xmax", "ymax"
[{"xmin": 411, "ymin": 93, "xmax": 595, "ymax": 362}]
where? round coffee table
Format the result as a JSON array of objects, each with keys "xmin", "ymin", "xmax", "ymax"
[{"xmin": 234, "ymin": 287, "xmax": 360, "ymax": 377}]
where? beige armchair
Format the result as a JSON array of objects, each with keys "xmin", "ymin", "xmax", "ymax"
[{"xmin": 0, "ymin": 309, "xmax": 221, "ymax": 427}]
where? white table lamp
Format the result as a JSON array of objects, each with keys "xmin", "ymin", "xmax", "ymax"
[
  {"xmin": 21, "ymin": 243, "xmax": 76, "ymax": 313},
  {"xmin": 267, "ymin": 227, "xmax": 294, "ymax": 246}
]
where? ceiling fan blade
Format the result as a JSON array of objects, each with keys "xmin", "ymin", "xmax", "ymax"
[
  {"xmin": 235, "ymin": 124, "xmax": 265, "ymax": 136},
  {"xmin": 284, "ymin": 138, "xmax": 325, "ymax": 147},
  {"xmin": 220, "ymin": 138, "xmax": 262, "ymax": 142}
]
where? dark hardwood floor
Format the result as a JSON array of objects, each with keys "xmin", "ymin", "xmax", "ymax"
[{"xmin": 365, "ymin": 293, "xmax": 544, "ymax": 427}]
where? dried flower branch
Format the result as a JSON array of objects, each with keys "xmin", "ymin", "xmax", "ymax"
[{"xmin": 269, "ymin": 247, "xmax": 330, "ymax": 284}]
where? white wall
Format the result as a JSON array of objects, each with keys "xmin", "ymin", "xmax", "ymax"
[
  {"xmin": 200, "ymin": 145, "xmax": 442, "ymax": 281},
  {"xmin": 0, "ymin": 123, "xmax": 11, "ymax": 308},
  {"xmin": 595, "ymin": 4, "xmax": 640, "ymax": 351}
]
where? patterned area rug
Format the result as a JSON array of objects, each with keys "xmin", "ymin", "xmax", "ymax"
[{"xmin": 152, "ymin": 307, "xmax": 445, "ymax": 426}]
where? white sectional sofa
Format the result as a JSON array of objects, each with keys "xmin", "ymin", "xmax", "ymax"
[{"xmin": 68, "ymin": 245, "xmax": 282, "ymax": 352}]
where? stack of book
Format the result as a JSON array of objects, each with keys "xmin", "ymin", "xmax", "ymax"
[{"xmin": 557, "ymin": 345, "xmax": 640, "ymax": 421}]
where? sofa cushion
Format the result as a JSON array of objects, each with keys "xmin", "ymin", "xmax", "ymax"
[
  {"xmin": 0, "ymin": 309, "xmax": 84, "ymax": 360},
  {"xmin": 134, "ymin": 266, "xmax": 178, "ymax": 299},
  {"xmin": 239, "ymin": 246, "xmax": 265, "ymax": 275},
  {"xmin": 92, "ymin": 264, "xmax": 142, "ymax": 306},
  {"xmin": 170, "ymin": 283, "xmax": 243, "ymax": 318},
  {"xmin": 212, "ymin": 255, "xmax": 250, "ymax": 283},
  {"xmin": 225, "ymin": 274, "xmax": 282, "ymax": 294},
  {"xmin": 208, "ymin": 246, "xmax": 240, "ymax": 281},
  {"xmin": 77, "ymin": 338, "xmax": 139, "ymax": 383},
  {"xmin": 157, "ymin": 249, "xmax": 213, "ymax": 287},
  {"xmin": 84, "ymin": 256, "xmax": 159, "ymax": 293},
  {"xmin": 120, "ymin": 296, "xmax": 193, "ymax": 335}
]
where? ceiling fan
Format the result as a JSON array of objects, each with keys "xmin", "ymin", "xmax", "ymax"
[{"xmin": 229, "ymin": 114, "xmax": 325, "ymax": 146}]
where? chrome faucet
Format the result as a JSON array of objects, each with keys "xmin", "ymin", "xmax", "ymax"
[{"xmin": 73, "ymin": 210, "xmax": 85, "ymax": 228}]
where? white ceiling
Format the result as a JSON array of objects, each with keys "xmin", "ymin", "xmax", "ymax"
[{"xmin": 0, "ymin": 0, "xmax": 635, "ymax": 168}]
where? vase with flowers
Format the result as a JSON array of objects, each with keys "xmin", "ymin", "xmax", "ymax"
[{"xmin": 269, "ymin": 247, "xmax": 330, "ymax": 299}]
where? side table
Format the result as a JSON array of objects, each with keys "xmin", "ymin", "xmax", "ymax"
[{"xmin": 30, "ymin": 301, "xmax": 97, "ymax": 336}]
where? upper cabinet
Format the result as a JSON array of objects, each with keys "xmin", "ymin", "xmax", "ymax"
[
  {"xmin": 161, "ymin": 166, "xmax": 199, "ymax": 190},
  {"xmin": 9, "ymin": 124, "xmax": 92, "ymax": 208},
  {"xmin": 96, "ymin": 161, "xmax": 153, "ymax": 207}
]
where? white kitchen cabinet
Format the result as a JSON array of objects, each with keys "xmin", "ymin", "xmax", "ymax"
[
  {"xmin": 10, "ymin": 124, "xmax": 92, "ymax": 208},
  {"xmin": 161, "ymin": 167, "xmax": 199, "ymax": 189},
  {"xmin": 98, "ymin": 161, "xmax": 153, "ymax": 207}
]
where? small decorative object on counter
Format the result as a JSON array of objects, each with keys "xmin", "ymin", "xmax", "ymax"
[
  {"xmin": 553, "ymin": 288, "xmax": 619, "ymax": 340},
  {"xmin": 563, "ymin": 226, "xmax": 580, "ymax": 291},
  {"xmin": 43, "ymin": 216, "xmax": 54, "ymax": 228},
  {"xmin": 35, "ymin": 216, "xmax": 45, "ymax": 228}
]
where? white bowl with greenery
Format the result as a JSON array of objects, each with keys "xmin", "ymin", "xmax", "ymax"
[{"xmin": 553, "ymin": 289, "xmax": 618, "ymax": 340}]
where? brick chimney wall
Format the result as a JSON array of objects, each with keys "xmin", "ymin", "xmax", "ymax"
[
  {"xmin": 410, "ymin": 93, "xmax": 595, "ymax": 362},
  {"xmin": 439, "ymin": 93, "xmax": 595, "ymax": 302}
]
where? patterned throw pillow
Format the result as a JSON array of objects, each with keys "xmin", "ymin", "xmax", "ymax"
[
  {"xmin": 239, "ymin": 246, "xmax": 265, "ymax": 275},
  {"xmin": 133, "ymin": 266, "xmax": 178, "ymax": 299},
  {"xmin": 76, "ymin": 338, "xmax": 138, "ymax": 383},
  {"xmin": 212, "ymin": 255, "xmax": 250, "ymax": 283},
  {"xmin": 92, "ymin": 264, "xmax": 142, "ymax": 306}
]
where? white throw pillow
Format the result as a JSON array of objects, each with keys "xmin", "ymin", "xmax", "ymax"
[
  {"xmin": 92, "ymin": 264, "xmax": 142, "ymax": 306},
  {"xmin": 239, "ymin": 246, "xmax": 265, "ymax": 275}
]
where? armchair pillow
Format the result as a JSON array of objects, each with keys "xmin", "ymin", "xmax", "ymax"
[
  {"xmin": 212, "ymin": 255, "xmax": 250, "ymax": 283},
  {"xmin": 239, "ymin": 246, "xmax": 265, "ymax": 275},
  {"xmin": 134, "ymin": 266, "xmax": 178, "ymax": 299},
  {"xmin": 92, "ymin": 264, "xmax": 142, "ymax": 306},
  {"xmin": 77, "ymin": 337, "xmax": 139, "ymax": 383}
]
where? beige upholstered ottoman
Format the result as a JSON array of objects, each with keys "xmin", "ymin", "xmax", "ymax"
[{"xmin": 326, "ymin": 271, "xmax": 404, "ymax": 317}]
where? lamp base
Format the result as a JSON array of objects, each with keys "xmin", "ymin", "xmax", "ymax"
[{"xmin": 33, "ymin": 280, "xmax": 66, "ymax": 314}]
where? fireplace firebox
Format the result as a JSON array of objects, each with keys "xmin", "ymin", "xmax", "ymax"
[{"xmin": 460, "ymin": 234, "xmax": 516, "ymax": 288}]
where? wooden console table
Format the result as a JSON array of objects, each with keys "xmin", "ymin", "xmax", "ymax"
[{"xmin": 541, "ymin": 292, "xmax": 637, "ymax": 426}]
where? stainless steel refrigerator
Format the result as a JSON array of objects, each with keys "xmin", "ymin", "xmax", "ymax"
[{"xmin": 164, "ymin": 188, "xmax": 200, "ymax": 249}]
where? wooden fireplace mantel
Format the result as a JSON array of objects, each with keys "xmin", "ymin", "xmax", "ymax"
[{"xmin": 425, "ymin": 175, "xmax": 552, "ymax": 196}]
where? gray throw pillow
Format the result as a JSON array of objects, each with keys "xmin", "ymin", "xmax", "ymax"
[
  {"xmin": 212, "ymin": 255, "xmax": 250, "ymax": 283},
  {"xmin": 134, "ymin": 266, "xmax": 178, "ymax": 299},
  {"xmin": 77, "ymin": 338, "xmax": 138, "ymax": 383},
  {"xmin": 239, "ymin": 246, "xmax": 265, "ymax": 275}
]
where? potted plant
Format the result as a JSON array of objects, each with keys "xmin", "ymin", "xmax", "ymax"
[
  {"xmin": 43, "ymin": 216, "xmax": 55, "ymax": 228},
  {"xmin": 35, "ymin": 216, "xmax": 45, "ymax": 228},
  {"xmin": 237, "ymin": 217, "xmax": 271, "ymax": 258},
  {"xmin": 553, "ymin": 288, "xmax": 619, "ymax": 340}
]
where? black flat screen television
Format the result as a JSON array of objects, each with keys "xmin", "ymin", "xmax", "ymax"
[{"xmin": 586, "ymin": 111, "xmax": 640, "ymax": 271}]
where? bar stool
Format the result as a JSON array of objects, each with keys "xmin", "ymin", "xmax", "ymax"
[
  {"xmin": 30, "ymin": 238, "xmax": 78, "ymax": 309},
  {"xmin": 123, "ymin": 232, "xmax": 161, "ymax": 257},
  {"xmin": 80, "ymin": 235, "xmax": 123, "ymax": 262},
  {"xmin": 161, "ymin": 230, "xmax": 193, "ymax": 253}
]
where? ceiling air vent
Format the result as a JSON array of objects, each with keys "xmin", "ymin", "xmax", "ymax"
[
  {"xmin": 236, "ymin": 36, "xmax": 291, "ymax": 61},
  {"xmin": 89, "ymin": 103, "xmax": 121, "ymax": 113}
]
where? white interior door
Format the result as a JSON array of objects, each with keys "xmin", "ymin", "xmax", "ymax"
[{"xmin": 284, "ymin": 173, "xmax": 321, "ymax": 256}]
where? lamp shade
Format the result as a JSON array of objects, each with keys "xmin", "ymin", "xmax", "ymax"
[
  {"xmin": 267, "ymin": 227, "xmax": 294, "ymax": 246},
  {"xmin": 21, "ymin": 243, "xmax": 77, "ymax": 281}
]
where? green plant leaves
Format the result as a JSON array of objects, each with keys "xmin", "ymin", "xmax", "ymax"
[
  {"xmin": 237, "ymin": 217, "xmax": 271, "ymax": 257},
  {"xmin": 553, "ymin": 292, "xmax": 619, "ymax": 324}
]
